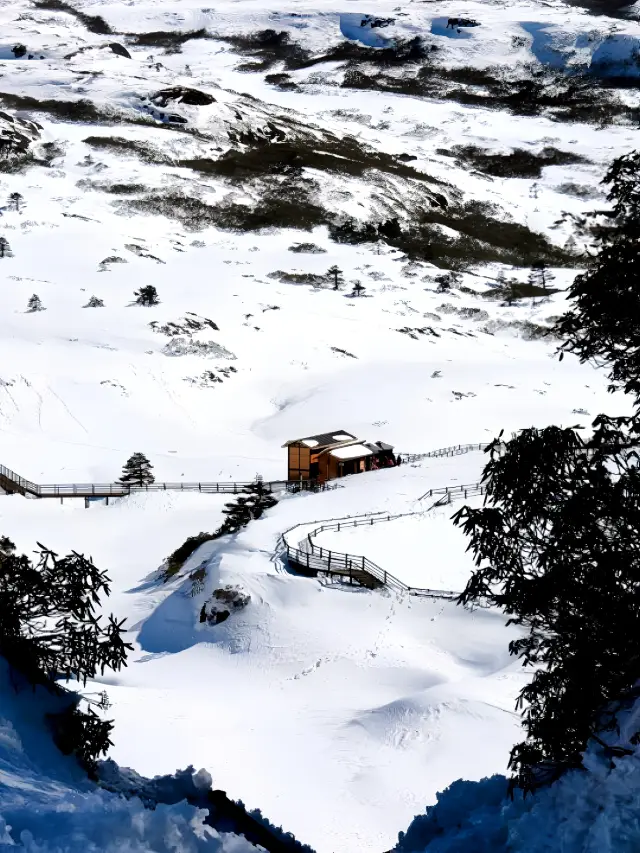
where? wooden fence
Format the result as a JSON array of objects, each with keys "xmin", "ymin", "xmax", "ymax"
[{"xmin": 281, "ymin": 478, "xmax": 486, "ymax": 598}]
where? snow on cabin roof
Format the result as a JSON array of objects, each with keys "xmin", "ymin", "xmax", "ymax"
[
  {"xmin": 329, "ymin": 444, "xmax": 374, "ymax": 461},
  {"xmin": 283, "ymin": 430, "xmax": 358, "ymax": 448}
]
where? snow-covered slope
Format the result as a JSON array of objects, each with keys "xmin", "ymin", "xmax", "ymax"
[
  {"xmin": 0, "ymin": 657, "xmax": 262, "ymax": 852},
  {"xmin": 1, "ymin": 0, "xmax": 639, "ymax": 850},
  {"xmin": 394, "ymin": 692, "xmax": 640, "ymax": 853}
]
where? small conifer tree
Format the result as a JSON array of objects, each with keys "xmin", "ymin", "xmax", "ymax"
[
  {"xmin": 133, "ymin": 285, "xmax": 159, "ymax": 306},
  {"xmin": 351, "ymin": 281, "xmax": 366, "ymax": 297},
  {"xmin": 83, "ymin": 296, "xmax": 105, "ymax": 308},
  {"xmin": 0, "ymin": 237, "xmax": 13, "ymax": 259},
  {"xmin": 8, "ymin": 192, "xmax": 23, "ymax": 212},
  {"xmin": 119, "ymin": 452, "xmax": 155, "ymax": 486},
  {"xmin": 27, "ymin": 294, "xmax": 44, "ymax": 312},
  {"xmin": 327, "ymin": 265, "xmax": 343, "ymax": 291}
]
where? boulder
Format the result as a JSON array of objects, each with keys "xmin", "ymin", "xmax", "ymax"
[
  {"xmin": 109, "ymin": 42, "xmax": 132, "ymax": 59},
  {"xmin": 151, "ymin": 86, "xmax": 216, "ymax": 107}
]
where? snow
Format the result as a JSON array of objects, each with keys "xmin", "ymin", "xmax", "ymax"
[
  {"xmin": 301, "ymin": 439, "xmax": 319, "ymax": 447},
  {"xmin": 394, "ymin": 696, "xmax": 640, "ymax": 853},
  {"xmin": 314, "ymin": 498, "xmax": 484, "ymax": 592},
  {"xmin": 329, "ymin": 443, "xmax": 373, "ymax": 460},
  {"xmin": 1, "ymin": 0, "xmax": 640, "ymax": 849},
  {"xmin": 0, "ymin": 659, "xmax": 260, "ymax": 853}
]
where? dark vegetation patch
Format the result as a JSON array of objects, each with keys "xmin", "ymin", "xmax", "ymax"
[
  {"xmin": 288, "ymin": 242, "xmax": 326, "ymax": 253},
  {"xmin": 438, "ymin": 145, "xmax": 591, "ymax": 179},
  {"xmin": 150, "ymin": 86, "xmax": 216, "ymax": 107},
  {"xmin": 177, "ymin": 137, "xmax": 447, "ymax": 188},
  {"xmin": 127, "ymin": 28, "xmax": 209, "ymax": 53},
  {"xmin": 218, "ymin": 29, "xmax": 309, "ymax": 71},
  {"xmin": 341, "ymin": 65, "xmax": 640, "ymax": 126},
  {"xmin": 164, "ymin": 532, "xmax": 218, "ymax": 580},
  {"xmin": 267, "ymin": 270, "xmax": 327, "ymax": 287},
  {"xmin": 0, "ymin": 93, "xmax": 104, "ymax": 123},
  {"xmin": 77, "ymin": 179, "xmax": 147, "ymax": 194},
  {"xmin": 124, "ymin": 179, "xmax": 328, "ymax": 233},
  {"xmin": 329, "ymin": 201, "xmax": 575, "ymax": 269},
  {"xmin": 482, "ymin": 281, "xmax": 561, "ymax": 301},
  {"xmin": 33, "ymin": 0, "xmax": 113, "ymax": 34},
  {"xmin": 264, "ymin": 73, "xmax": 300, "ymax": 91},
  {"xmin": 82, "ymin": 135, "xmax": 171, "ymax": 164}
]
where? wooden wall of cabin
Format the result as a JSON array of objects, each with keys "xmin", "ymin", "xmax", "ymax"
[{"xmin": 287, "ymin": 444, "xmax": 311, "ymax": 481}]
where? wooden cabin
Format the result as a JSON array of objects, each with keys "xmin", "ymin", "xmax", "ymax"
[{"xmin": 283, "ymin": 430, "xmax": 395, "ymax": 483}]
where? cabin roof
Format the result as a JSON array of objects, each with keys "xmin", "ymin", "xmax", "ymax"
[
  {"xmin": 329, "ymin": 444, "xmax": 374, "ymax": 461},
  {"xmin": 282, "ymin": 430, "xmax": 358, "ymax": 449}
]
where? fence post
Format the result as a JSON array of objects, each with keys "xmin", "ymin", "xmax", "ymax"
[
  {"xmin": 320, "ymin": 547, "xmax": 323, "ymax": 558},
  {"xmin": 362, "ymin": 555, "xmax": 365, "ymax": 570},
  {"xmin": 306, "ymin": 552, "xmax": 310, "ymax": 571},
  {"xmin": 328, "ymin": 551, "xmax": 331, "ymax": 570}
]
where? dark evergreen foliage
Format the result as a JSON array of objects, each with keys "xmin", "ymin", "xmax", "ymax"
[
  {"xmin": 556, "ymin": 150, "xmax": 640, "ymax": 396},
  {"xmin": 119, "ymin": 452, "xmax": 155, "ymax": 486},
  {"xmin": 327, "ymin": 264, "xmax": 343, "ymax": 290},
  {"xmin": 163, "ymin": 478, "xmax": 279, "ymax": 580},
  {"xmin": 453, "ymin": 148, "xmax": 640, "ymax": 794},
  {"xmin": 27, "ymin": 293, "xmax": 43, "ymax": 312},
  {"xmin": 0, "ymin": 538, "xmax": 132, "ymax": 775},
  {"xmin": 219, "ymin": 477, "xmax": 278, "ymax": 533},
  {"xmin": 134, "ymin": 285, "xmax": 160, "ymax": 306},
  {"xmin": 84, "ymin": 295, "xmax": 104, "ymax": 308},
  {"xmin": 0, "ymin": 237, "xmax": 12, "ymax": 259}
]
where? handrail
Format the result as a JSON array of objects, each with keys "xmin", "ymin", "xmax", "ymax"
[
  {"xmin": 281, "ymin": 478, "xmax": 487, "ymax": 598},
  {"xmin": 0, "ymin": 441, "xmax": 490, "ymax": 499}
]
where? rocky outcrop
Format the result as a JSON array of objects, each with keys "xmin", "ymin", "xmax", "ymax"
[
  {"xmin": 0, "ymin": 110, "xmax": 42, "ymax": 167},
  {"xmin": 150, "ymin": 86, "xmax": 216, "ymax": 107}
]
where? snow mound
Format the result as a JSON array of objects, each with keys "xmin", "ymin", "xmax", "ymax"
[
  {"xmin": 0, "ymin": 659, "xmax": 260, "ymax": 853},
  {"xmin": 394, "ymin": 696, "xmax": 640, "ymax": 853}
]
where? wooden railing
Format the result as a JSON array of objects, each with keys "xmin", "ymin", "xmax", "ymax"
[
  {"xmin": 0, "ymin": 464, "xmax": 323, "ymax": 498},
  {"xmin": 281, "ymin": 479, "xmax": 486, "ymax": 598},
  {"xmin": 0, "ymin": 441, "xmax": 490, "ymax": 499}
]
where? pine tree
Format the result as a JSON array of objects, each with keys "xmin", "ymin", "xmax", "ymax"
[
  {"xmin": 452, "ymin": 148, "xmax": 640, "ymax": 795},
  {"xmin": 0, "ymin": 538, "xmax": 132, "ymax": 775},
  {"xmin": 8, "ymin": 192, "xmax": 23, "ymax": 212},
  {"xmin": 351, "ymin": 281, "xmax": 366, "ymax": 297},
  {"xmin": 119, "ymin": 452, "xmax": 155, "ymax": 486},
  {"xmin": 27, "ymin": 294, "xmax": 44, "ymax": 312},
  {"xmin": 83, "ymin": 296, "xmax": 104, "ymax": 308},
  {"xmin": 327, "ymin": 265, "xmax": 343, "ymax": 291},
  {"xmin": 556, "ymin": 149, "xmax": 640, "ymax": 397},
  {"xmin": 134, "ymin": 285, "xmax": 159, "ymax": 306},
  {"xmin": 219, "ymin": 476, "xmax": 278, "ymax": 534},
  {"xmin": 0, "ymin": 237, "xmax": 12, "ymax": 259},
  {"xmin": 528, "ymin": 260, "xmax": 555, "ymax": 294}
]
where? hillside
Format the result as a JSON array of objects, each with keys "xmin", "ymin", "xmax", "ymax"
[{"xmin": 1, "ymin": 0, "xmax": 639, "ymax": 850}]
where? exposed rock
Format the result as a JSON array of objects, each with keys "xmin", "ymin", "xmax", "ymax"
[
  {"xmin": 150, "ymin": 86, "xmax": 216, "ymax": 107},
  {"xmin": 162, "ymin": 338, "xmax": 235, "ymax": 359},
  {"xmin": 396, "ymin": 153, "xmax": 417, "ymax": 162},
  {"xmin": 0, "ymin": 110, "xmax": 42, "ymax": 169},
  {"xmin": 149, "ymin": 312, "xmax": 220, "ymax": 337},
  {"xmin": 109, "ymin": 42, "xmax": 132, "ymax": 59},
  {"xmin": 199, "ymin": 585, "xmax": 250, "ymax": 625}
]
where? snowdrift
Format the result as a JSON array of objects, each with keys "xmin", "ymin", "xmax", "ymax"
[{"xmin": 394, "ymin": 696, "xmax": 640, "ymax": 853}]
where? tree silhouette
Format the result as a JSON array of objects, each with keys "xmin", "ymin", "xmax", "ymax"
[
  {"xmin": 134, "ymin": 285, "xmax": 159, "ymax": 306},
  {"xmin": 219, "ymin": 476, "xmax": 278, "ymax": 534},
  {"xmin": 83, "ymin": 296, "xmax": 104, "ymax": 308},
  {"xmin": 27, "ymin": 294, "xmax": 44, "ymax": 312},
  {"xmin": 0, "ymin": 537, "xmax": 132, "ymax": 775},
  {"xmin": 8, "ymin": 192, "xmax": 23, "ymax": 212},
  {"xmin": 119, "ymin": 452, "xmax": 155, "ymax": 486},
  {"xmin": 327, "ymin": 265, "xmax": 343, "ymax": 291},
  {"xmin": 0, "ymin": 237, "xmax": 13, "ymax": 259},
  {"xmin": 351, "ymin": 281, "xmax": 366, "ymax": 297},
  {"xmin": 453, "ymin": 148, "xmax": 640, "ymax": 795},
  {"xmin": 528, "ymin": 260, "xmax": 555, "ymax": 294}
]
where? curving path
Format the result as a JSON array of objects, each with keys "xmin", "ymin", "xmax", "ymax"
[{"xmin": 280, "ymin": 444, "xmax": 491, "ymax": 598}]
